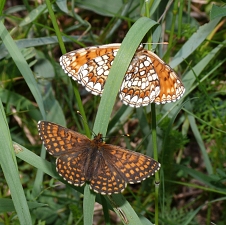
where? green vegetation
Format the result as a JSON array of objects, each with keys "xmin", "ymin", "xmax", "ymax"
[{"xmin": 0, "ymin": 0, "xmax": 226, "ymax": 224}]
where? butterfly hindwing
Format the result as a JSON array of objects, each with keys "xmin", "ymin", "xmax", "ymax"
[
  {"xmin": 89, "ymin": 157, "xmax": 127, "ymax": 195},
  {"xmin": 141, "ymin": 50, "xmax": 185, "ymax": 104},
  {"xmin": 102, "ymin": 144, "xmax": 161, "ymax": 184},
  {"xmin": 119, "ymin": 51, "xmax": 161, "ymax": 107},
  {"xmin": 56, "ymin": 152, "xmax": 87, "ymax": 187}
]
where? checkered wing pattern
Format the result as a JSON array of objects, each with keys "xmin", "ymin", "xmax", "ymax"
[
  {"xmin": 119, "ymin": 51, "xmax": 161, "ymax": 107},
  {"xmin": 56, "ymin": 152, "xmax": 88, "ymax": 187},
  {"xmin": 38, "ymin": 121, "xmax": 161, "ymax": 195},
  {"xmin": 120, "ymin": 49, "xmax": 185, "ymax": 107},
  {"xmin": 90, "ymin": 144, "xmax": 160, "ymax": 194},
  {"xmin": 60, "ymin": 44, "xmax": 120, "ymax": 96},
  {"xmin": 142, "ymin": 50, "xmax": 185, "ymax": 105},
  {"xmin": 60, "ymin": 43, "xmax": 185, "ymax": 108},
  {"xmin": 38, "ymin": 121, "xmax": 90, "ymax": 186},
  {"xmin": 89, "ymin": 157, "xmax": 127, "ymax": 195}
]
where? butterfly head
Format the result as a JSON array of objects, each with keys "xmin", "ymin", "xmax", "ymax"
[{"xmin": 93, "ymin": 133, "xmax": 104, "ymax": 144}]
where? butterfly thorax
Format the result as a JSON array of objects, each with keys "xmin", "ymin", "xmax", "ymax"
[
  {"xmin": 93, "ymin": 133, "xmax": 104, "ymax": 144},
  {"xmin": 83, "ymin": 133, "xmax": 105, "ymax": 181}
]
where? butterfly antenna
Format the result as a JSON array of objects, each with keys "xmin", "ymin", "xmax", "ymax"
[
  {"xmin": 142, "ymin": 42, "xmax": 168, "ymax": 45},
  {"xmin": 103, "ymin": 133, "xmax": 130, "ymax": 140},
  {"xmin": 76, "ymin": 111, "xmax": 96, "ymax": 137}
]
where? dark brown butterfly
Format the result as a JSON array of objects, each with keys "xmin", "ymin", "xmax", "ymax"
[{"xmin": 38, "ymin": 121, "xmax": 160, "ymax": 195}]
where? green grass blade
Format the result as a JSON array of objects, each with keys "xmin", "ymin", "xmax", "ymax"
[
  {"xmin": 183, "ymin": 196, "xmax": 226, "ymax": 225},
  {"xmin": 0, "ymin": 21, "xmax": 46, "ymax": 119},
  {"xmin": 19, "ymin": 4, "xmax": 47, "ymax": 27},
  {"xmin": 170, "ymin": 17, "xmax": 221, "ymax": 68},
  {"xmin": 83, "ymin": 185, "xmax": 96, "ymax": 225},
  {"xmin": 183, "ymin": 41, "xmax": 226, "ymax": 92},
  {"xmin": 108, "ymin": 105, "xmax": 133, "ymax": 135},
  {"xmin": 0, "ymin": 199, "xmax": 46, "ymax": 213},
  {"xmin": 187, "ymin": 111, "xmax": 213, "ymax": 174},
  {"xmin": 76, "ymin": 0, "xmax": 134, "ymax": 17},
  {"xmin": 0, "ymin": 88, "xmax": 42, "ymax": 121},
  {"xmin": 0, "ymin": 100, "xmax": 32, "ymax": 225},
  {"xmin": 93, "ymin": 17, "xmax": 159, "ymax": 225},
  {"xmin": 210, "ymin": 4, "xmax": 226, "ymax": 20},
  {"xmin": 161, "ymin": 40, "xmax": 225, "ymax": 121},
  {"xmin": 0, "ymin": 36, "xmax": 80, "ymax": 60},
  {"xmin": 93, "ymin": 17, "xmax": 158, "ymax": 136},
  {"xmin": 0, "ymin": 0, "xmax": 6, "ymax": 15},
  {"xmin": 109, "ymin": 194, "xmax": 154, "ymax": 225},
  {"xmin": 13, "ymin": 142, "xmax": 57, "ymax": 178},
  {"xmin": 178, "ymin": 166, "xmax": 226, "ymax": 193}
]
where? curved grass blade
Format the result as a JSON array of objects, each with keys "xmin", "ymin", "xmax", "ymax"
[{"xmin": 93, "ymin": 17, "xmax": 159, "ymax": 225}]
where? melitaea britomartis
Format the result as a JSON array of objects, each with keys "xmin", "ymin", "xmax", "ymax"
[
  {"xmin": 38, "ymin": 121, "xmax": 160, "ymax": 195},
  {"xmin": 60, "ymin": 43, "xmax": 185, "ymax": 108}
]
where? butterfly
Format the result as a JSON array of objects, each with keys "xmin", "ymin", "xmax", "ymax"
[
  {"xmin": 38, "ymin": 121, "xmax": 161, "ymax": 195},
  {"xmin": 60, "ymin": 43, "xmax": 185, "ymax": 107}
]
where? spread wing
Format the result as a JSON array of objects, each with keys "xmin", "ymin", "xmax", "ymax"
[
  {"xmin": 37, "ymin": 120, "xmax": 90, "ymax": 156},
  {"xmin": 38, "ymin": 121, "xmax": 91, "ymax": 187},
  {"xmin": 38, "ymin": 121, "xmax": 161, "ymax": 195},
  {"xmin": 89, "ymin": 143, "xmax": 161, "ymax": 195}
]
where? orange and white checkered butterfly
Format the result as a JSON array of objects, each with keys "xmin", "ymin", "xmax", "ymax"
[{"xmin": 60, "ymin": 43, "xmax": 185, "ymax": 108}]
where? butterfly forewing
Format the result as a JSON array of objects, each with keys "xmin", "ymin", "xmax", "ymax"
[
  {"xmin": 37, "ymin": 121, "xmax": 90, "ymax": 156},
  {"xmin": 60, "ymin": 45, "xmax": 120, "ymax": 96},
  {"xmin": 60, "ymin": 44, "xmax": 120, "ymax": 81},
  {"xmin": 77, "ymin": 51, "xmax": 118, "ymax": 96},
  {"xmin": 60, "ymin": 43, "xmax": 185, "ymax": 108}
]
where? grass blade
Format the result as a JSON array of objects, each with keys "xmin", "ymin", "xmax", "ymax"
[
  {"xmin": 0, "ymin": 100, "xmax": 32, "ymax": 224},
  {"xmin": 93, "ymin": 17, "xmax": 159, "ymax": 225},
  {"xmin": 0, "ymin": 20, "xmax": 46, "ymax": 119}
]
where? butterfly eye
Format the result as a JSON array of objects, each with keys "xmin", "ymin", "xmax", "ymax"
[{"xmin": 94, "ymin": 133, "xmax": 104, "ymax": 143}]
